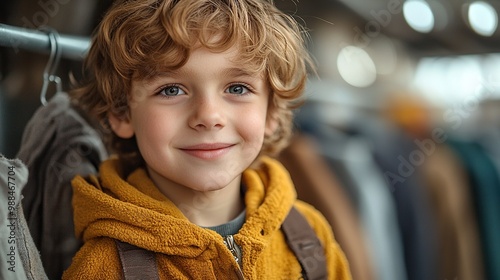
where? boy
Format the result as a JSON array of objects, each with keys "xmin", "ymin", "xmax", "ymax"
[{"xmin": 63, "ymin": 0, "xmax": 351, "ymax": 279}]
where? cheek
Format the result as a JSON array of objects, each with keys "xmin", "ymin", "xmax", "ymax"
[
  {"xmin": 132, "ymin": 109, "xmax": 173, "ymax": 146},
  {"xmin": 238, "ymin": 107, "xmax": 268, "ymax": 143}
]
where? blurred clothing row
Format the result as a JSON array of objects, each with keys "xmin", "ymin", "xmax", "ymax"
[{"xmin": 279, "ymin": 100, "xmax": 500, "ymax": 280}]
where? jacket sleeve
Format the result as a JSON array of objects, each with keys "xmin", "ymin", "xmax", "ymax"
[
  {"xmin": 62, "ymin": 237, "xmax": 123, "ymax": 280},
  {"xmin": 294, "ymin": 201, "xmax": 353, "ymax": 280}
]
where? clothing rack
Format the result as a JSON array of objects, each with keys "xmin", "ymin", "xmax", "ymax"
[{"xmin": 0, "ymin": 23, "xmax": 89, "ymax": 60}]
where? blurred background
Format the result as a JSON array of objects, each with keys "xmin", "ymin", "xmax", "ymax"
[{"xmin": 1, "ymin": 0, "xmax": 499, "ymax": 280}]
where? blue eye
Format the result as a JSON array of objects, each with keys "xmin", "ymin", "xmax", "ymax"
[
  {"xmin": 159, "ymin": 85, "xmax": 185, "ymax": 96},
  {"xmin": 226, "ymin": 84, "xmax": 250, "ymax": 95}
]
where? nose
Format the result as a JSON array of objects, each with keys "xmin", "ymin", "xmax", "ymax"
[{"xmin": 188, "ymin": 95, "xmax": 225, "ymax": 130}]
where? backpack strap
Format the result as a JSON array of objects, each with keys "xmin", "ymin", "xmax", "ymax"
[
  {"xmin": 115, "ymin": 206, "xmax": 327, "ymax": 280},
  {"xmin": 282, "ymin": 206, "xmax": 328, "ymax": 280},
  {"xmin": 115, "ymin": 240, "xmax": 160, "ymax": 280}
]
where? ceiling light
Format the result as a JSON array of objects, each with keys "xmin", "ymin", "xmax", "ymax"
[
  {"xmin": 403, "ymin": 0, "xmax": 435, "ymax": 33},
  {"xmin": 337, "ymin": 46, "xmax": 376, "ymax": 88},
  {"xmin": 468, "ymin": 1, "xmax": 498, "ymax": 37}
]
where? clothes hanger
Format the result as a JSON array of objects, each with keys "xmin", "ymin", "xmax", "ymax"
[{"xmin": 40, "ymin": 28, "xmax": 62, "ymax": 106}]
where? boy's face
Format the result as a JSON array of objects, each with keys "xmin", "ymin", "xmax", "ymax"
[{"xmin": 109, "ymin": 45, "xmax": 273, "ymax": 193}]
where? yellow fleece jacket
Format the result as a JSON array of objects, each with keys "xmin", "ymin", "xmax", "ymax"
[{"xmin": 63, "ymin": 156, "xmax": 351, "ymax": 280}]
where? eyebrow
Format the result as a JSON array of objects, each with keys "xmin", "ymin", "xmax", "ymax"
[
  {"xmin": 144, "ymin": 67, "xmax": 259, "ymax": 85},
  {"xmin": 220, "ymin": 67, "xmax": 258, "ymax": 78},
  {"xmin": 141, "ymin": 72, "xmax": 174, "ymax": 87}
]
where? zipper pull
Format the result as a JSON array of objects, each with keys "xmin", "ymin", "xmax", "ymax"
[
  {"xmin": 223, "ymin": 235, "xmax": 244, "ymax": 279},
  {"xmin": 223, "ymin": 235, "xmax": 242, "ymax": 266}
]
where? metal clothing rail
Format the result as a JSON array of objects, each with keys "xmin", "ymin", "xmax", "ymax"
[{"xmin": 0, "ymin": 23, "xmax": 89, "ymax": 61}]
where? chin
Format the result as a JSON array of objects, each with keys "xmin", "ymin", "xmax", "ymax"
[
  {"xmin": 191, "ymin": 182, "xmax": 228, "ymax": 192},
  {"xmin": 187, "ymin": 176, "xmax": 237, "ymax": 193}
]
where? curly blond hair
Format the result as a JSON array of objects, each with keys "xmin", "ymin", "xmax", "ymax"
[{"xmin": 72, "ymin": 0, "xmax": 313, "ymax": 169}]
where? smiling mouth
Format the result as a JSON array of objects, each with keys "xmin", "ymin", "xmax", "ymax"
[{"xmin": 180, "ymin": 143, "xmax": 235, "ymax": 160}]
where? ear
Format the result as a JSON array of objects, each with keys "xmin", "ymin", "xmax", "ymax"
[{"xmin": 108, "ymin": 112, "xmax": 135, "ymax": 139}]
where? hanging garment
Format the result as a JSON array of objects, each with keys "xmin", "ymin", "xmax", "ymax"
[
  {"xmin": 16, "ymin": 92, "xmax": 108, "ymax": 280},
  {"xmin": 0, "ymin": 154, "xmax": 48, "ymax": 280},
  {"xmin": 331, "ymin": 136, "xmax": 407, "ymax": 280},
  {"xmin": 420, "ymin": 144, "xmax": 485, "ymax": 280},
  {"xmin": 348, "ymin": 115, "xmax": 439, "ymax": 280},
  {"xmin": 448, "ymin": 138, "xmax": 500, "ymax": 280},
  {"xmin": 279, "ymin": 134, "xmax": 376, "ymax": 280},
  {"xmin": 295, "ymin": 102, "xmax": 408, "ymax": 280}
]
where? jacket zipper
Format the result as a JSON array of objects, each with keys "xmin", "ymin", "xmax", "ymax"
[{"xmin": 223, "ymin": 235, "xmax": 245, "ymax": 280}]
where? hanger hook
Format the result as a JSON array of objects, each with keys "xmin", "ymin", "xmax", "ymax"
[{"xmin": 40, "ymin": 28, "xmax": 62, "ymax": 106}]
